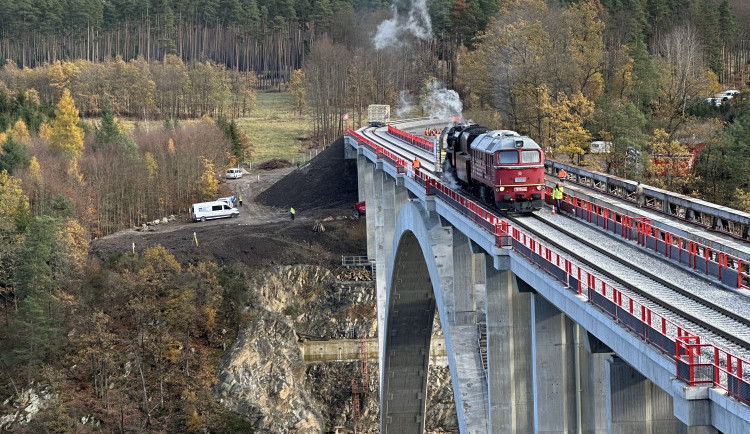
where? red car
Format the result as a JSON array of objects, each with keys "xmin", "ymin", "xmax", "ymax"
[{"xmin": 353, "ymin": 201, "xmax": 366, "ymax": 218}]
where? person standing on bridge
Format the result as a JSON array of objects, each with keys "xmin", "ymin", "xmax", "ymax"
[
  {"xmin": 636, "ymin": 182, "xmax": 644, "ymax": 208},
  {"xmin": 413, "ymin": 158, "xmax": 421, "ymax": 171},
  {"xmin": 552, "ymin": 183, "xmax": 564, "ymax": 213},
  {"xmin": 290, "ymin": 207, "xmax": 296, "ymax": 221}
]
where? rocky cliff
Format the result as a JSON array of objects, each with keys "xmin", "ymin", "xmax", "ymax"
[{"xmin": 214, "ymin": 264, "xmax": 458, "ymax": 433}]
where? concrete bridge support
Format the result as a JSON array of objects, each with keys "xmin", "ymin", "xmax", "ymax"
[
  {"xmin": 578, "ymin": 329, "xmax": 612, "ymax": 433},
  {"xmin": 485, "ymin": 256, "xmax": 533, "ymax": 433},
  {"xmin": 606, "ymin": 356, "xmax": 718, "ymax": 434},
  {"xmin": 532, "ymin": 294, "xmax": 577, "ymax": 433},
  {"xmin": 453, "ymin": 231, "xmax": 477, "ymax": 326},
  {"xmin": 357, "ymin": 154, "xmax": 375, "ymax": 260}
]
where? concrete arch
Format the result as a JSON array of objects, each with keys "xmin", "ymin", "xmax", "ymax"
[{"xmin": 381, "ymin": 202, "xmax": 488, "ymax": 434}]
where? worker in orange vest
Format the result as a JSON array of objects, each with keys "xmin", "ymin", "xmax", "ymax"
[
  {"xmin": 558, "ymin": 168, "xmax": 567, "ymax": 182},
  {"xmin": 413, "ymin": 158, "xmax": 421, "ymax": 170}
]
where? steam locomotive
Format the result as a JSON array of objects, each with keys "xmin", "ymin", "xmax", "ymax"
[{"xmin": 440, "ymin": 124, "xmax": 546, "ymax": 213}]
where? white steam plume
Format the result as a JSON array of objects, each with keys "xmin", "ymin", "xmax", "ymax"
[
  {"xmin": 373, "ymin": 0, "xmax": 432, "ymax": 50},
  {"xmin": 421, "ymin": 81, "xmax": 462, "ymax": 120},
  {"xmin": 395, "ymin": 90, "xmax": 414, "ymax": 117}
]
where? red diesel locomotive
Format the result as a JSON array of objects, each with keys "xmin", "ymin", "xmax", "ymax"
[{"xmin": 441, "ymin": 124, "xmax": 546, "ymax": 213}]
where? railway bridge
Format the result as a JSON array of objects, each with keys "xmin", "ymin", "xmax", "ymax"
[{"xmin": 344, "ymin": 120, "xmax": 750, "ymax": 433}]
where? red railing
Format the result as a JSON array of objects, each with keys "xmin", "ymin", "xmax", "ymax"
[
  {"xmin": 346, "ymin": 128, "xmax": 750, "ymax": 400},
  {"xmin": 544, "ymin": 186, "xmax": 749, "ymax": 291},
  {"xmin": 387, "ymin": 125, "xmax": 435, "ymax": 152}
]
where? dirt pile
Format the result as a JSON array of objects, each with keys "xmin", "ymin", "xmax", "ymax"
[
  {"xmin": 258, "ymin": 158, "xmax": 293, "ymax": 170},
  {"xmin": 257, "ymin": 138, "xmax": 358, "ymax": 211}
]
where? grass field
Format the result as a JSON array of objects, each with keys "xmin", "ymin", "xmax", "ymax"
[
  {"xmin": 117, "ymin": 91, "xmax": 313, "ymax": 164},
  {"xmin": 236, "ymin": 92, "xmax": 313, "ymax": 163}
]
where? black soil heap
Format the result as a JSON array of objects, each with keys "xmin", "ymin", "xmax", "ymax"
[{"xmin": 257, "ymin": 137, "xmax": 359, "ymax": 211}]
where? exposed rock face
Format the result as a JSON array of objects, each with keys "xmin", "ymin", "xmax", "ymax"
[
  {"xmin": 0, "ymin": 388, "xmax": 56, "ymax": 430},
  {"xmin": 215, "ymin": 264, "xmax": 458, "ymax": 433},
  {"xmin": 253, "ymin": 265, "xmax": 377, "ymax": 339},
  {"xmin": 215, "ymin": 310, "xmax": 324, "ymax": 432}
]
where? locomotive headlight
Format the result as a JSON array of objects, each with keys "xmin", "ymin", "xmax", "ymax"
[
  {"xmin": 536, "ymin": 185, "xmax": 543, "ymax": 190},
  {"xmin": 499, "ymin": 187, "xmax": 505, "ymax": 192},
  {"xmin": 495, "ymin": 187, "xmax": 500, "ymax": 192}
]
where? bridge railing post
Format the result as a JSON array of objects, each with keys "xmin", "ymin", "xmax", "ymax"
[{"xmin": 675, "ymin": 336, "xmax": 714, "ymax": 387}]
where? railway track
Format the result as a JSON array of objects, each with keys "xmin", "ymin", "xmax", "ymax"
[
  {"xmin": 545, "ymin": 169, "xmax": 750, "ymax": 249},
  {"xmin": 361, "ymin": 125, "xmax": 750, "ymax": 359},
  {"xmin": 510, "ymin": 211, "xmax": 750, "ymax": 357}
]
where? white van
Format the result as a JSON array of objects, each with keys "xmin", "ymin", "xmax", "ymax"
[
  {"xmin": 190, "ymin": 201, "xmax": 239, "ymax": 222},
  {"xmin": 226, "ymin": 168, "xmax": 243, "ymax": 179}
]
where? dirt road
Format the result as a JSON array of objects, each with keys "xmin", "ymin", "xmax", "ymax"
[{"xmin": 89, "ymin": 140, "xmax": 363, "ymax": 268}]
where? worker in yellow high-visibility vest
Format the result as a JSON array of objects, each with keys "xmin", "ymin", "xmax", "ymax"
[{"xmin": 552, "ymin": 183, "xmax": 564, "ymax": 213}]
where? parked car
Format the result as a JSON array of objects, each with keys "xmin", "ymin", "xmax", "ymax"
[
  {"xmin": 190, "ymin": 201, "xmax": 239, "ymax": 222},
  {"xmin": 353, "ymin": 201, "xmax": 366, "ymax": 218},
  {"xmin": 706, "ymin": 97, "xmax": 722, "ymax": 107},
  {"xmin": 226, "ymin": 168, "xmax": 243, "ymax": 179},
  {"xmin": 590, "ymin": 140, "xmax": 612, "ymax": 154}
]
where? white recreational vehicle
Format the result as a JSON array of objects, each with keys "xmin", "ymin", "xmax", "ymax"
[{"xmin": 190, "ymin": 201, "xmax": 239, "ymax": 222}]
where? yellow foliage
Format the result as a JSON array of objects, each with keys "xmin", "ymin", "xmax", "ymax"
[
  {"xmin": 145, "ymin": 152, "xmax": 158, "ymax": 180},
  {"xmin": 164, "ymin": 338, "xmax": 182, "ymax": 364},
  {"xmin": 38, "ymin": 123, "xmax": 51, "ymax": 140},
  {"xmin": 609, "ymin": 45, "xmax": 634, "ymax": 100},
  {"xmin": 168, "ymin": 138, "xmax": 176, "ymax": 154},
  {"xmin": 734, "ymin": 189, "xmax": 750, "ymax": 214},
  {"xmin": 142, "ymin": 245, "xmax": 182, "ymax": 275},
  {"xmin": 67, "ymin": 159, "xmax": 86, "ymax": 187},
  {"xmin": 195, "ymin": 157, "xmax": 218, "ymax": 201},
  {"xmin": 203, "ymin": 306, "xmax": 217, "ymax": 332},
  {"xmin": 49, "ymin": 89, "xmax": 85, "ymax": 159},
  {"xmin": 0, "ymin": 132, "xmax": 5, "ymax": 145},
  {"xmin": 185, "ymin": 409, "xmax": 203, "ymax": 432},
  {"xmin": 200, "ymin": 114, "xmax": 213, "ymax": 125},
  {"xmin": 29, "ymin": 157, "xmax": 42, "ymax": 184},
  {"xmin": 541, "ymin": 88, "xmax": 593, "ymax": 160},
  {"xmin": 12, "ymin": 120, "xmax": 30, "ymax": 145},
  {"xmin": 181, "ymin": 390, "xmax": 198, "ymax": 403},
  {"xmin": 25, "ymin": 89, "xmax": 40, "ymax": 107},
  {"xmin": 289, "ymin": 69, "xmax": 306, "ymax": 115},
  {"xmin": 0, "ymin": 170, "xmax": 30, "ymax": 223},
  {"xmin": 59, "ymin": 219, "xmax": 89, "ymax": 274},
  {"xmin": 48, "ymin": 60, "xmax": 79, "ymax": 100}
]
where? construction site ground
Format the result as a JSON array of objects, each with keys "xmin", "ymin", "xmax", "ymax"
[{"xmin": 90, "ymin": 137, "xmax": 365, "ymax": 270}]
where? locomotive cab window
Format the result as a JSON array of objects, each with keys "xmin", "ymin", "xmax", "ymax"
[
  {"xmin": 521, "ymin": 150, "xmax": 541, "ymax": 163},
  {"xmin": 498, "ymin": 151, "xmax": 519, "ymax": 164}
]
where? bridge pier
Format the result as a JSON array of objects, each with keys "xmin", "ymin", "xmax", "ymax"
[
  {"xmin": 485, "ymin": 255, "xmax": 534, "ymax": 433},
  {"xmin": 453, "ymin": 231, "xmax": 477, "ymax": 326},
  {"xmin": 606, "ymin": 356, "xmax": 717, "ymax": 434},
  {"xmin": 357, "ymin": 154, "xmax": 375, "ymax": 260},
  {"xmin": 472, "ymin": 243, "xmax": 486, "ymax": 321},
  {"xmin": 578, "ymin": 329, "xmax": 612, "ymax": 432},
  {"xmin": 532, "ymin": 294, "xmax": 577, "ymax": 433}
]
